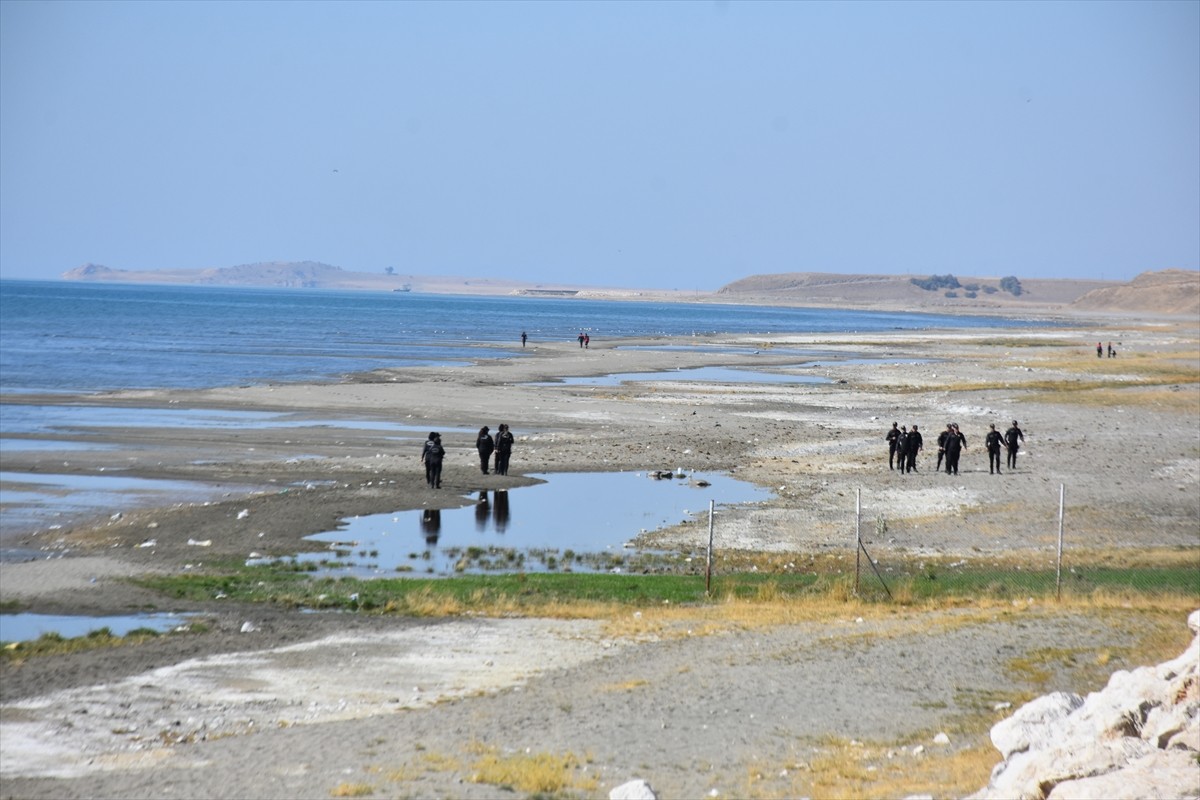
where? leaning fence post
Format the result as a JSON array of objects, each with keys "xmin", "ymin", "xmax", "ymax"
[
  {"xmin": 705, "ymin": 499, "xmax": 715, "ymax": 595},
  {"xmin": 854, "ymin": 488, "xmax": 862, "ymax": 595},
  {"xmin": 1056, "ymin": 483, "xmax": 1065, "ymax": 600}
]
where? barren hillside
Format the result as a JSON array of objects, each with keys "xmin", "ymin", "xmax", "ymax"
[
  {"xmin": 1071, "ymin": 269, "xmax": 1200, "ymax": 317},
  {"xmin": 716, "ymin": 271, "xmax": 1120, "ymax": 312}
]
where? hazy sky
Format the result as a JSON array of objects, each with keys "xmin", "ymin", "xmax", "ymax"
[{"xmin": 2, "ymin": 1, "xmax": 1197, "ymax": 289}]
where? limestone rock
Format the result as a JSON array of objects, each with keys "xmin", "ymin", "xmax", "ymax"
[
  {"xmin": 610, "ymin": 778, "xmax": 658, "ymax": 800},
  {"xmin": 972, "ymin": 609, "xmax": 1200, "ymax": 800}
]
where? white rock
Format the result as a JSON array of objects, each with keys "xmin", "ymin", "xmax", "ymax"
[
  {"xmin": 989, "ymin": 738, "xmax": 1156, "ymax": 799},
  {"xmin": 1046, "ymin": 748, "xmax": 1200, "ymax": 799},
  {"xmin": 1188, "ymin": 609, "xmax": 1199, "ymax": 634},
  {"xmin": 609, "ymin": 779, "xmax": 658, "ymax": 800},
  {"xmin": 933, "ymin": 732, "xmax": 951, "ymax": 745},
  {"xmin": 240, "ymin": 621, "xmax": 257, "ymax": 633},
  {"xmin": 237, "ymin": 509, "xmax": 250, "ymax": 519},
  {"xmin": 990, "ymin": 691, "xmax": 1084, "ymax": 759}
]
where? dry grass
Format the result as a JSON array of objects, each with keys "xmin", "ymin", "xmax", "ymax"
[
  {"xmin": 328, "ymin": 782, "xmax": 374, "ymax": 797},
  {"xmin": 1026, "ymin": 384, "xmax": 1200, "ymax": 411},
  {"xmin": 464, "ymin": 742, "xmax": 598, "ymax": 794},
  {"xmin": 748, "ymin": 735, "xmax": 1001, "ymax": 800}
]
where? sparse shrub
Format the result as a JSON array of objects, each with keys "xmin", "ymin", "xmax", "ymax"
[
  {"xmin": 945, "ymin": 290, "xmax": 958, "ymax": 298},
  {"xmin": 911, "ymin": 274, "xmax": 961, "ymax": 291},
  {"xmin": 999, "ymin": 275, "xmax": 1023, "ymax": 296}
]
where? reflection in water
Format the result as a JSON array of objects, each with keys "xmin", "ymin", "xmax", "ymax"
[
  {"xmin": 474, "ymin": 491, "xmax": 490, "ymax": 531},
  {"xmin": 420, "ymin": 508, "xmax": 441, "ymax": 545},
  {"xmin": 493, "ymin": 490, "xmax": 509, "ymax": 532}
]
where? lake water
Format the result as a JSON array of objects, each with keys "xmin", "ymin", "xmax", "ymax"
[
  {"xmin": 1, "ymin": 279, "xmax": 1048, "ymax": 394},
  {"xmin": 256, "ymin": 470, "xmax": 769, "ymax": 578}
]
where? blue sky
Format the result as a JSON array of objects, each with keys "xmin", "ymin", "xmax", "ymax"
[{"xmin": 1, "ymin": 1, "xmax": 1197, "ymax": 289}]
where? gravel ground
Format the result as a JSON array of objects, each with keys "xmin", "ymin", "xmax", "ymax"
[{"xmin": 1, "ymin": 320, "xmax": 1197, "ymax": 798}]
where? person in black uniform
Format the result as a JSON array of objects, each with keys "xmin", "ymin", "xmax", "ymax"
[
  {"xmin": 1005, "ymin": 421, "xmax": 1025, "ymax": 470},
  {"xmin": 493, "ymin": 423, "xmax": 515, "ymax": 475},
  {"xmin": 421, "ymin": 432, "xmax": 444, "ymax": 488},
  {"xmin": 896, "ymin": 426, "xmax": 909, "ymax": 473},
  {"xmin": 475, "ymin": 426, "xmax": 494, "ymax": 474},
  {"xmin": 886, "ymin": 422, "xmax": 901, "ymax": 470},
  {"xmin": 985, "ymin": 423, "xmax": 1004, "ymax": 474},
  {"xmin": 935, "ymin": 423, "xmax": 953, "ymax": 473},
  {"xmin": 943, "ymin": 423, "xmax": 965, "ymax": 475},
  {"xmin": 905, "ymin": 424, "xmax": 923, "ymax": 473}
]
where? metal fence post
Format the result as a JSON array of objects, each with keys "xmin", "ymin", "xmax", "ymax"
[
  {"xmin": 705, "ymin": 499, "xmax": 715, "ymax": 595},
  {"xmin": 855, "ymin": 488, "xmax": 862, "ymax": 595},
  {"xmin": 1056, "ymin": 483, "xmax": 1065, "ymax": 600}
]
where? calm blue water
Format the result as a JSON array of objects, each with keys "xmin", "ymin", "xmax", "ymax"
[{"xmin": 1, "ymin": 280, "xmax": 1042, "ymax": 394}]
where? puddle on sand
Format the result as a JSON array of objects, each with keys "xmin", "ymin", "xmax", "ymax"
[
  {"xmin": 0, "ymin": 612, "xmax": 196, "ymax": 643},
  {"xmin": 534, "ymin": 366, "xmax": 830, "ymax": 387},
  {"xmin": 0, "ymin": 404, "xmax": 476, "ymax": 436},
  {"xmin": 0, "ymin": 471, "xmax": 241, "ymax": 538},
  {"xmin": 259, "ymin": 470, "xmax": 771, "ymax": 577},
  {"xmin": 0, "ymin": 439, "xmax": 116, "ymax": 453}
]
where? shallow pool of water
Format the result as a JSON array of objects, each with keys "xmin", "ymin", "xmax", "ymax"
[
  {"xmin": 0, "ymin": 612, "xmax": 196, "ymax": 643},
  {"xmin": 535, "ymin": 366, "xmax": 830, "ymax": 387},
  {"xmin": 0, "ymin": 471, "xmax": 238, "ymax": 538},
  {"xmin": 261, "ymin": 470, "xmax": 771, "ymax": 577},
  {"xmin": 0, "ymin": 404, "xmax": 476, "ymax": 436}
]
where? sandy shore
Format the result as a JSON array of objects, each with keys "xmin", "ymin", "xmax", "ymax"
[{"xmin": 2, "ymin": 319, "xmax": 1198, "ymax": 798}]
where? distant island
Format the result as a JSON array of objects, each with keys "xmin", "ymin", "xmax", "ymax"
[{"xmin": 61, "ymin": 261, "xmax": 1199, "ymax": 317}]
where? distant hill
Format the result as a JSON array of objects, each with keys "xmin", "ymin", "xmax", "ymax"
[
  {"xmin": 61, "ymin": 262, "xmax": 1198, "ymax": 316},
  {"xmin": 61, "ymin": 261, "xmax": 582, "ymax": 296},
  {"xmin": 716, "ymin": 271, "xmax": 1124, "ymax": 312},
  {"xmin": 1071, "ymin": 269, "xmax": 1200, "ymax": 317}
]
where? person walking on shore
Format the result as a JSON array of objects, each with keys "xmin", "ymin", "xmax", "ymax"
[
  {"xmin": 521, "ymin": 331, "xmax": 527, "ymax": 348},
  {"xmin": 886, "ymin": 422, "xmax": 901, "ymax": 470},
  {"xmin": 944, "ymin": 423, "xmax": 965, "ymax": 475},
  {"xmin": 985, "ymin": 423, "xmax": 1004, "ymax": 474},
  {"xmin": 1005, "ymin": 420, "xmax": 1025, "ymax": 470},
  {"xmin": 935, "ymin": 423, "xmax": 953, "ymax": 473},
  {"xmin": 1097, "ymin": 342, "xmax": 1103, "ymax": 358},
  {"xmin": 421, "ymin": 432, "xmax": 444, "ymax": 489},
  {"xmin": 578, "ymin": 332, "xmax": 585, "ymax": 348},
  {"xmin": 897, "ymin": 426, "xmax": 909, "ymax": 473},
  {"xmin": 904, "ymin": 424, "xmax": 923, "ymax": 473},
  {"xmin": 493, "ymin": 423, "xmax": 514, "ymax": 475},
  {"xmin": 475, "ymin": 426, "xmax": 494, "ymax": 474}
]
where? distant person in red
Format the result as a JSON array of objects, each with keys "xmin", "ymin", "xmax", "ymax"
[{"xmin": 583, "ymin": 333, "xmax": 590, "ymax": 349}]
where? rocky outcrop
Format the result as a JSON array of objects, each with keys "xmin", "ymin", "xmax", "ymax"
[{"xmin": 970, "ymin": 609, "xmax": 1200, "ymax": 800}]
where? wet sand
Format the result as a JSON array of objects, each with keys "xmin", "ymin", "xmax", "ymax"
[{"xmin": 1, "ymin": 320, "xmax": 1198, "ymax": 798}]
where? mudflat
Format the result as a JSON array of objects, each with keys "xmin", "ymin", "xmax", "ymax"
[{"xmin": 2, "ymin": 317, "xmax": 1197, "ymax": 799}]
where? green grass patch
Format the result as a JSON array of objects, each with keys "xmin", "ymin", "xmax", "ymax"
[
  {"xmin": 872, "ymin": 564, "xmax": 1199, "ymax": 603},
  {"xmin": 2, "ymin": 625, "xmax": 173, "ymax": 662},
  {"xmin": 131, "ymin": 557, "xmax": 1198, "ymax": 616},
  {"xmin": 134, "ymin": 568, "xmax": 833, "ymax": 612}
]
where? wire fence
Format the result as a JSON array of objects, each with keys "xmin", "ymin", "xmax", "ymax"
[
  {"xmin": 700, "ymin": 489, "xmax": 1197, "ymax": 603},
  {"xmin": 847, "ymin": 485, "xmax": 1197, "ymax": 602}
]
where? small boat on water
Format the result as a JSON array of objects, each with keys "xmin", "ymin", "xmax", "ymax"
[{"xmin": 393, "ymin": 283, "xmax": 412, "ymax": 293}]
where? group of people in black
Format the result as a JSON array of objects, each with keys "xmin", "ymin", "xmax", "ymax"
[
  {"xmin": 887, "ymin": 420, "xmax": 1024, "ymax": 475},
  {"xmin": 474, "ymin": 424, "xmax": 515, "ymax": 475},
  {"xmin": 420, "ymin": 424, "xmax": 517, "ymax": 488}
]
